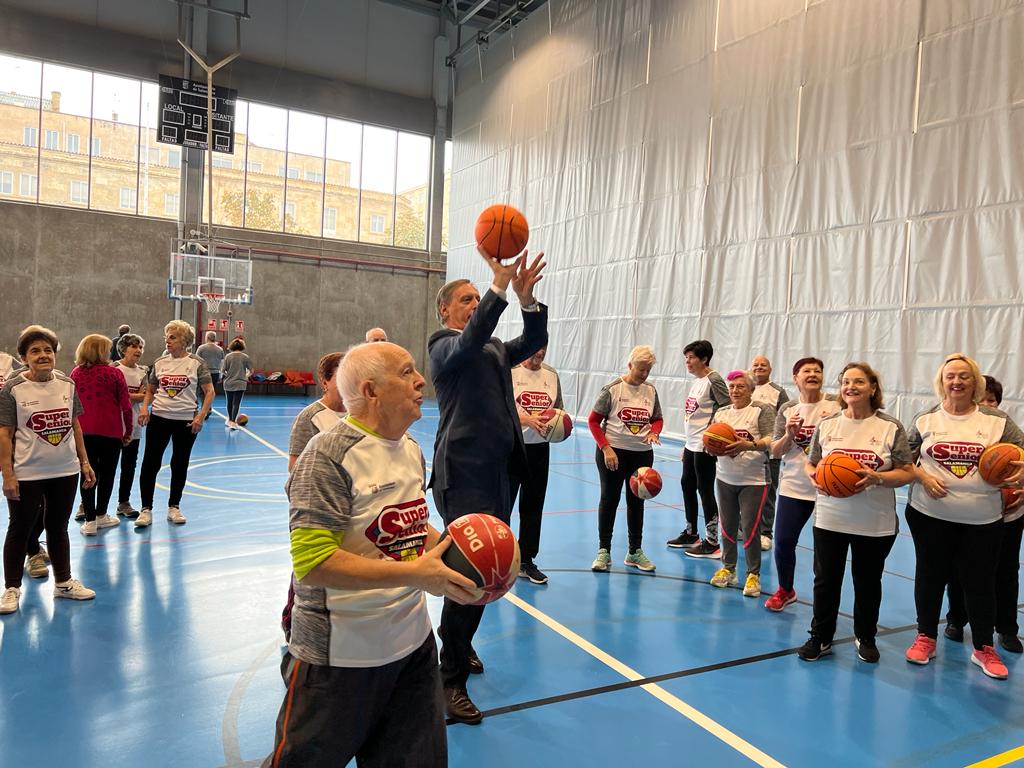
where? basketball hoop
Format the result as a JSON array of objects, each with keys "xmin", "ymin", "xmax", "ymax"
[{"xmin": 201, "ymin": 292, "xmax": 224, "ymax": 314}]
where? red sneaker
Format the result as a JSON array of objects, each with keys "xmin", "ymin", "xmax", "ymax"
[
  {"xmin": 905, "ymin": 633, "xmax": 937, "ymax": 665},
  {"xmin": 971, "ymin": 646, "xmax": 1009, "ymax": 679},
  {"xmin": 764, "ymin": 587, "xmax": 797, "ymax": 612}
]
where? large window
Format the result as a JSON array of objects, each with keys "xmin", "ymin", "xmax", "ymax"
[
  {"xmin": 0, "ymin": 52, "xmax": 438, "ymax": 248},
  {"xmin": 0, "ymin": 54, "xmax": 42, "ymax": 203},
  {"xmin": 40, "ymin": 63, "xmax": 91, "ymax": 207}
]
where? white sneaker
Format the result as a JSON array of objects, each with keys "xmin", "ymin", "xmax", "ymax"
[
  {"xmin": 75, "ymin": 504, "xmax": 86, "ymax": 522},
  {"xmin": 80, "ymin": 520, "xmax": 98, "ymax": 536},
  {"xmin": 26, "ymin": 552, "xmax": 49, "ymax": 578},
  {"xmin": 0, "ymin": 586, "xmax": 20, "ymax": 614},
  {"xmin": 54, "ymin": 579, "xmax": 96, "ymax": 601},
  {"xmin": 760, "ymin": 535, "xmax": 772, "ymax": 551},
  {"xmin": 226, "ymin": 420, "xmax": 237, "ymax": 429},
  {"xmin": 135, "ymin": 508, "xmax": 153, "ymax": 528},
  {"xmin": 116, "ymin": 502, "xmax": 138, "ymax": 517},
  {"xmin": 95, "ymin": 514, "xmax": 120, "ymax": 529},
  {"xmin": 167, "ymin": 506, "xmax": 187, "ymax": 525}
]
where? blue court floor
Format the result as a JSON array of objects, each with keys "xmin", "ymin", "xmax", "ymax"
[{"xmin": 1, "ymin": 394, "xmax": 1023, "ymax": 767}]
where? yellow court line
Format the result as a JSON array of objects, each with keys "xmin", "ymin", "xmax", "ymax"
[
  {"xmin": 965, "ymin": 746, "xmax": 1024, "ymax": 768},
  {"xmin": 502, "ymin": 592, "xmax": 787, "ymax": 768}
]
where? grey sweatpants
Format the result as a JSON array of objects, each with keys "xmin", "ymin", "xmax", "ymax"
[{"xmin": 717, "ymin": 480, "xmax": 768, "ymax": 575}]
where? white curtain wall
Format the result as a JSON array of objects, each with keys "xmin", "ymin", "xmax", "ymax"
[{"xmin": 447, "ymin": 0, "xmax": 1024, "ymax": 435}]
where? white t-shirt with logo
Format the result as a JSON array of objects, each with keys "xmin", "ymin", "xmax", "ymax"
[
  {"xmin": 147, "ymin": 354, "xmax": 212, "ymax": 421},
  {"xmin": 711, "ymin": 402, "xmax": 776, "ymax": 486},
  {"xmin": 908, "ymin": 404, "xmax": 1024, "ymax": 525},
  {"xmin": 116, "ymin": 362, "xmax": 148, "ymax": 440},
  {"xmin": 0, "ymin": 353, "xmax": 20, "ymax": 390},
  {"xmin": 287, "ymin": 419, "xmax": 433, "ymax": 667},
  {"xmin": 683, "ymin": 371, "xmax": 730, "ymax": 452},
  {"xmin": 808, "ymin": 411, "xmax": 913, "ymax": 536},
  {"xmin": 0, "ymin": 373, "xmax": 84, "ymax": 481},
  {"xmin": 775, "ymin": 397, "xmax": 843, "ymax": 501},
  {"xmin": 592, "ymin": 378, "xmax": 662, "ymax": 452},
  {"xmin": 513, "ymin": 363, "xmax": 564, "ymax": 445}
]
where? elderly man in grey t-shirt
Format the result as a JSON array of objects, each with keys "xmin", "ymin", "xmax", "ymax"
[{"xmin": 195, "ymin": 332, "xmax": 225, "ymax": 394}]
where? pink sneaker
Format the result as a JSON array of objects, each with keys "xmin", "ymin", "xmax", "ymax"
[
  {"xmin": 764, "ymin": 587, "xmax": 797, "ymax": 612},
  {"xmin": 905, "ymin": 633, "xmax": 937, "ymax": 665},
  {"xmin": 971, "ymin": 646, "xmax": 1008, "ymax": 679}
]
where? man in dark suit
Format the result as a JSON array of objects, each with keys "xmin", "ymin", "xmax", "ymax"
[{"xmin": 429, "ymin": 250, "xmax": 547, "ymax": 724}]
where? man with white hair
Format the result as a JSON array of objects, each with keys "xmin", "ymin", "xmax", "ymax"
[
  {"xmin": 263, "ymin": 342, "xmax": 475, "ymax": 768},
  {"xmin": 430, "ymin": 249, "xmax": 547, "ymax": 724},
  {"xmin": 365, "ymin": 327, "xmax": 388, "ymax": 343},
  {"xmin": 750, "ymin": 354, "xmax": 790, "ymax": 551}
]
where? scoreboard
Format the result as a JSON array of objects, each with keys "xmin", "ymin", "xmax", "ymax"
[{"xmin": 157, "ymin": 74, "xmax": 238, "ymax": 153}]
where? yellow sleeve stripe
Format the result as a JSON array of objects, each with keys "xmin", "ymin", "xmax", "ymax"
[{"xmin": 291, "ymin": 527, "xmax": 344, "ymax": 580}]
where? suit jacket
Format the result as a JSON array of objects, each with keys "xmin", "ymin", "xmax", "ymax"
[{"xmin": 428, "ymin": 289, "xmax": 548, "ymax": 511}]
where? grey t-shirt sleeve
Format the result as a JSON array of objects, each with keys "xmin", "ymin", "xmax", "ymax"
[
  {"xmin": 72, "ymin": 389, "xmax": 84, "ymax": 419},
  {"xmin": 709, "ymin": 372, "xmax": 730, "ymax": 409},
  {"xmin": 195, "ymin": 358, "xmax": 213, "ymax": 387},
  {"xmin": 906, "ymin": 412, "xmax": 924, "ymax": 458},
  {"xmin": 996, "ymin": 410, "xmax": 1024, "ymax": 448},
  {"xmin": 890, "ymin": 422, "xmax": 914, "ymax": 466},
  {"xmin": 289, "ymin": 410, "xmax": 318, "ymax": 457},
  {"xmin": 773, "ymin": 401, "xmax": 793, "ymax": 440},
  {"xmin": 0, "ymin": 382, "xmax": 16, "ymax": 427},
  {"xmin": 774, "ymin": 384, "xmax": 791, "ymax": 411},
  {"xmin": 287, "ymin": 439, "xmax": 353, "ymax": 532},
  {"xmin": 592, "ymin": 383, "xmax": 613, "ymax": 416},
  {"xmin": 554, "ymin": 375, "xmax": 564, "ymax": 411},
  {"xmin": 652, "ymin": 388, "xmax": 663, "ymax": 422},
  {"xmin": 757, "ymin": 402, "xmax": 775, "ymax": 439},
  {"xmin": 808, "ymin": 425, "xmax": 823, "ymax": 465}
]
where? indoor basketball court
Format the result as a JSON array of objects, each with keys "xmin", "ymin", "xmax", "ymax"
[{"xmin": 1, "ymin": 1, "xmax": 1023, "ymax": 767}]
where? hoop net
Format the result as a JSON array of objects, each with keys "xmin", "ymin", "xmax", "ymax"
[{"xmin": 202, "ymin": 292, "xmax": 224, "ymax": 314}]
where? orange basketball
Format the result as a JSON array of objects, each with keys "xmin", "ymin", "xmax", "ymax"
[
  {"xmin": 815, "ymin": 452, "xmax": 864, "ymax": 498},
  {"xmin": 978, "ymin": 443, "xmax": 1024, "ymax": 486},
  {"xmin": 475, "ymin": 204, "xmax": 529, "ymax": 261},
  {"xmin": 703, "ymin": 422, "xmax": 738, "ymax": 455}
]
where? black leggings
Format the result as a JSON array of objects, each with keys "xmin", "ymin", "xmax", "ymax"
[
  {"xmin": 226, "ymin": 390, "xmax": 245, "ymax": 422},
  {"xmin": 596, "ymin": 446, "xmax": 653, "ymax": 552},
  {"xmin": 510, "ymin": 442, "xmax": 550, "ymax": 564},
  {"xmin": 4, "ymin": 474, "xmax": 78, "ymax": 587},
  {"xmin": 681, "ymin": 448, "xmax": 719, "ymax": 543},
  {"xmin": 118, "ymin": 438, "xmax": 140, "ymax": 504},
  {"xmin": 139, "ymin": 414, "xmax": 198, "ymax": 509},
  {"xmin": 907, "ymin": 504, "xmax": 1002, "ymax": 649},
  {"xmin": 81, "ymin": 434, "xmax": 123, "ymax": 520}
]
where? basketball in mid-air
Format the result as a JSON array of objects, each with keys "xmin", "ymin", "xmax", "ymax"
[
  {"xmin": 475, "ymin": 204, "xmax": 529, "ymax": 261},
  {"xmin": 629, "ymin": 467, "xmax": 663, "ymax": 500},
  {"xmin": 539, "ymin": 408, "xmax": 573, "ymax": 443},
  {"xmin": 815, "ymin": 452, "xmax": 864, "ymax": 498},
  {"xmin": 441, "ymin": 513, "xmax": 521, "ymax": 606}
]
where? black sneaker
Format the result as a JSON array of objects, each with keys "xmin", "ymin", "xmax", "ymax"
[
  {"xmin": 999, "ymin": 633, "xmax": 1024, "ymax": 654},
  {"xmin": 943, "ymin": 623, "xmax": 964, "ymax": 642},
  {"xmin": 519, "ymin": 562, "xmax": 549, "ymax": 585},
  {"xmin": 797, "ymin": 635, "xmax": 832, "ymax": 661},
  {"xmin": 855, "ymin": 637, "xmax": 880, "ymax": 663},
  {"xmin": 684, "ymin": 539, "xmax": 722, "ymax": 559},
  {"xmin": 667, "ymin": 532, "xmax": 700, "ymax": 549}
]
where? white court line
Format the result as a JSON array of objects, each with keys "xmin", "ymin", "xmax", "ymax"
[
  {"xmin": 213, "ymin": 408, "xmax": 289, "ymax": 459},
  {"xmin": 502, "ymin": 592, "xmax": 787, "ymax": 768}
]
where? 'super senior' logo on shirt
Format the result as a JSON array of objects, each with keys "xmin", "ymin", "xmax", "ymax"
[
  {"xmin": 517, "ymin": 391, "xmax": 552, "ymax": 413},
  {"xmin": 365, "ymin": 497, "xmax": 429, "ymax": 561},
  {"xmin": 160, "ymin": 374, "xmax": 190, "ymax": 398},
  {"xmin": 618, "ymin": 406, "xmax": 651, "ymax": 435},
  {"xmin": 27, "ymin": 408, "xmax": 73, "ymax": 446},
  {"xmin": 927, "ymin": 441, "xmax": 985, "ymax": 479}
]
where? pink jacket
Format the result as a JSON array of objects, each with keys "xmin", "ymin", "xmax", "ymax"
[{"xmin": 71, "ymin": 364, "xmax": 133, "ymax": 441}]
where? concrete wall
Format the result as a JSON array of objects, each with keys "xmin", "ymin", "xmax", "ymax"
[{"xmin": 0, "ymin": 199, "xmax": 444, "ymax": 390}]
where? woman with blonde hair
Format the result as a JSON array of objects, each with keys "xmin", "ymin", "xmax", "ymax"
[
  {"xmin": 587, "ymin": 345, "xmax": 663, "ymax": 573},
  {"xmin": 904, "ymin": 354, "xmax": 1024, "ymax": 679},
  {"xmin": 136, "ymin": 320, "xmax": 214, "ymax": 528},
  {"xmin": 70, "ymin": 334, "xmax": 133, "ymax": 535},
  {"xmin": 1, "ymin": 325, "xmax": 96, "ymax": 614}
]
